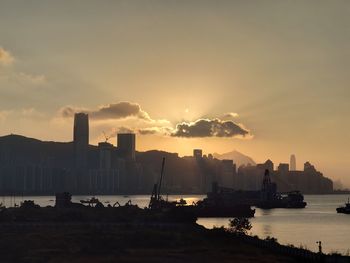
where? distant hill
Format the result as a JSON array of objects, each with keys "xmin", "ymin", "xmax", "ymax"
[
  {"xmin": 0, "ymin": 134, "xmax": 100, "ymax": 168},
  {"xmin": 213, "ymin": 150, "xmax": 256, "ymax": 167}
]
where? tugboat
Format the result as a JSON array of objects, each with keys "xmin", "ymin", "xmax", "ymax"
[
  {"xmin": 336, "ymin": 198, "xmax": 350, "ymax": 214},
  {"xmin": 282, "ymin": 191, "xmax": 307, "ymax": 208}
]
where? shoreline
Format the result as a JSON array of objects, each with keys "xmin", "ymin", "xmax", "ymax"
[
  {"xmin": 0, "ymin": 221, "xmax": 348, "ymax": 262},
  {"xmin": 0, "ymin": 192, "xmax": 347, "ymax": 197}
]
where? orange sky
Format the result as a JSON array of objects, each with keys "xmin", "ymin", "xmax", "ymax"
[{"xmin": 0, "ymin": 1, "xmax": 349, "ymax": 187}]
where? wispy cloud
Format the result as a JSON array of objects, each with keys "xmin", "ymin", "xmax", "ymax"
[
  {"xmin": 138, "ymin": 127, "xmax": 172, "ymax": 135},
  {"xmin": 0, "ymin": 108, "xmax": 45, "ymax": 122},
  {"xmin": 0, "ymin": 110, "xmax": 12, "ymax": 121},
  {"xmin": 17, "ymin": 72, "xmax": 47, "ymax": 85},
  {"xmin": 0, "ymin": 46, "xmax": 47, "ymax": 87},
  {"xmin": 0, "ymin": 47, "xmax": 14, "ymax": 65},
  {"xmin": 222, "ymin": 112, "xmax": 239, "ymax": 119}
]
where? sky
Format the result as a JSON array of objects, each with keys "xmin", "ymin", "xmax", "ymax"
[{"xmin": 0, "ymin": 1, "xmax": 349, "ymax": 186}]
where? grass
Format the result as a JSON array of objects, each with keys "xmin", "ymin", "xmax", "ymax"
[{"xmin": 0, "ymin": 224, "xmax": 299, "ymax": 263}]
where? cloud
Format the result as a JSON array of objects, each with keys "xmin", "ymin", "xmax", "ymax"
[
  {"xmin": 139, "ymin": 128, "xmax": 158, "ymax": 135},
  {"xmin": 21, "ymin": 108, "xmax": 45, "ymax": 118},
  {"xmin": 0, "ymin": 47, "xmax": 47, "ymax": 88},
  {"xmin": 60, "ymin": 106, "xmax": 86, "ymax": 118},
  {"xmin": 60, "ymin": 102, "xmax": 152, "ymax": 121},
  {"xmin": 17, "ymin": 72, "xmax": 47, "ymax": 85},
  {"xmin": 138, "ymin": 127, "xmax": 172, "ymax": 135},
  {"xmin": 116, "ymin": 126, "xmax": 134, "ymax": 134},
  {"xmin": 171, "ymin": 118, "xmax": 249, "ymax": 138},
  {"xmin": 223, "ymin": 112, "xmax": 239, "ymax": 118},
  {"xmin": 0, "ymin": 108, "xmax": 46, "ymax": 122},
  {"xmin": 58, "ymin": 102, "xmax": 251, "ymax": 141},
  {"xmin": 0, "ymin": 47, "xmax": 14, "ymax": 65},
  {"xmin": 0, "ymin": 110, "xmax": 11, "ymax": 121},
  {"xmin": 0, "ymin": 71, "xmax": 47, "ymax": 87}
]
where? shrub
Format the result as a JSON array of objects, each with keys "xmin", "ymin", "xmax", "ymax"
[{"xmin": 228, "ymin": 217, "xmax": 252, "ymax": 235}]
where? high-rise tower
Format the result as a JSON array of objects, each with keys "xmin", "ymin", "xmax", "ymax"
[
  {"xmin": 193, "ymin": 149, "xmax": 203, "ymax": 159},
  {"xmin": 117, "ymin": 133, "xmax": 135, "ymax": 161},
  {"xmin": 73, "ymin": 113, "xmax": 89, "ymax": 168},
  {"xmin": 290, "ymin": 154, "xmax": 296, "ymax": 171}
]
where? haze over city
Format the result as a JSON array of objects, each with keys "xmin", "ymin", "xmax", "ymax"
[{"xmin": 0, "ymin": 0, "xmax": 349, "ymax": 186}]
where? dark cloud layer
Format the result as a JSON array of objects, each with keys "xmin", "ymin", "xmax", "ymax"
[
  {"xmin": 60, "ymin": 102, "xmax": 150, "ymax": 120},
  {"xmin": 172, "ymin": 118, "xmax": 249, "ymax": 138},
  {"xmin": 139, "ymin": 128, "xmax": 158, "ymax": 135}
]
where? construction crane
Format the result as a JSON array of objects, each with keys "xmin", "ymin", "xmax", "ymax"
[
  {"xmin": 157, "ymin": 157, "xmax": 166, "ymax": 200},
  {"xmin": 102, "ymin": 131, "xmax": 112, "ymax": 143},
  {"xmin": 149, "ymin": 157, "xmax": 166, "ymax": 209}
]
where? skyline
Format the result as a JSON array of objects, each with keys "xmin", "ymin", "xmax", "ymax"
[{"xmin": 0, "ymin": 0, "xmax": 349, "ymax": 186}]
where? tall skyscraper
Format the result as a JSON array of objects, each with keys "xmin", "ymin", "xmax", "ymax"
[
  {"xmin": 73, "ymin": 113, "xmax": 89, "ymax": 169},
  {"xmin": 290, "ymin": 154, "xmax": 296, "ymax": 171},
  {"xmin": 193, "ymin": 149, "xmax": 203, "ymax": 159},
  {"xmin": 117, "ymin": 133, "xmax": 136, "ymax": 161}
]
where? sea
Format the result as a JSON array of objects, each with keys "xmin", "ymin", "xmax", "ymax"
[{"xmin": 1, "ymin": 194, "xmax": 349, "ymax": 255}]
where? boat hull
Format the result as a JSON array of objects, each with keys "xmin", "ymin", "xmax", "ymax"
[
  {"xmin": 336, "ymin": 207, "xmax": 350, "ymax": 214},
  {"xmin": 257, "ymin": 201, "xmax": 306, "ymax": 209}
]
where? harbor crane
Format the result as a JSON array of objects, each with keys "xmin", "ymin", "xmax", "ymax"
[{"xmin": 102, "ymin": 131, "xmax": 112, "ymax": 143}]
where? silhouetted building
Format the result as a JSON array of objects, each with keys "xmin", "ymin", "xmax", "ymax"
[
  {"xmin": 193, "ymin": 149, "xmax": 203, "ymax": 159},
  {"xmin": 290, "ymin": 154, "xmax": 296, "ymax": 171},
  {"xmin": 117, "ymin": 133, "xmax": 135, "ymax": 161},
  {"xmin": 221, "ymin": 160, "xmax": 236, "ymax": 188},
  {"xmin": 278, "ymin": 163, "xmax": 289, "ymax": 175},
  {"xmin": 304, "ymin": 161, "xmax": 316, "ymax": 173},
  {"xmin": 73, "ymin": 113, "xmax": 89, "ymax": 169},
  {"xmin": 257, "ymin": 159, "xmax": 274, "ymax": 172},
  {"xmin": 0, "ymin": 132, "xmax": 334, "ymax": 195},
  {"xmin": 98, "ymin": 142, "xmax": 114, "ymax": 170},
  {"xmin": 87, "ymin": 142, "xmax": 126, "ymax": 194}
]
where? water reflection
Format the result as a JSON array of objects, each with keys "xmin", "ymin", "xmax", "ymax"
[
  {"xmin": 260, "ymin": 209, "xmax": 272, "ymax": 216},
  {"xmin": 263, "ymin": 224, "xmax": 272, "ymax": 236}
]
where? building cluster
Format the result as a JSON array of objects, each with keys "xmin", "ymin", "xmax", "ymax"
[
  {"xmin": 229, "ymin": 157, "xmax": 332, "ymax": 194},
  {"xmin": 0, "ymin": 114, "xmax": 333, "ymax": 195},
  {"xmin": 175, "ymin": 151, "xmax": 332, "ymax": 194},
  {"xmin": 0, "ymin": 113, "xmax": 142, "ymax": 195}
]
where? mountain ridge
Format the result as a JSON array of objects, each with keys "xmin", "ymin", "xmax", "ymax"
[{"xmin": 213, "ymin": 150, "xmax": 256, "ymax": 167}]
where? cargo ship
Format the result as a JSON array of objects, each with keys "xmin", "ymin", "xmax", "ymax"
[
  {"xmin": 149, "ymin": 158, "xmax": 255, "ymax": 218},
  {"xmin": 201, "ymin": 170, "xmax": 307, "ymax": 210}
]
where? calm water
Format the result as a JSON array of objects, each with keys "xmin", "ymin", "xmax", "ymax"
[{"xmin": 1, "ymin": 194, "xmax": 350, "ymax": 254}]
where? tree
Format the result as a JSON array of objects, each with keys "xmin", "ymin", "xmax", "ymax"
[{"xmin": 228, "ymin": 217, "xmax": 252, "ymax": 235}]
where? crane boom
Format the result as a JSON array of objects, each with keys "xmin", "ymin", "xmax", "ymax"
[{"xmin": 157, "ymin": 157, "xmax": 165, "ymax": 200}]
